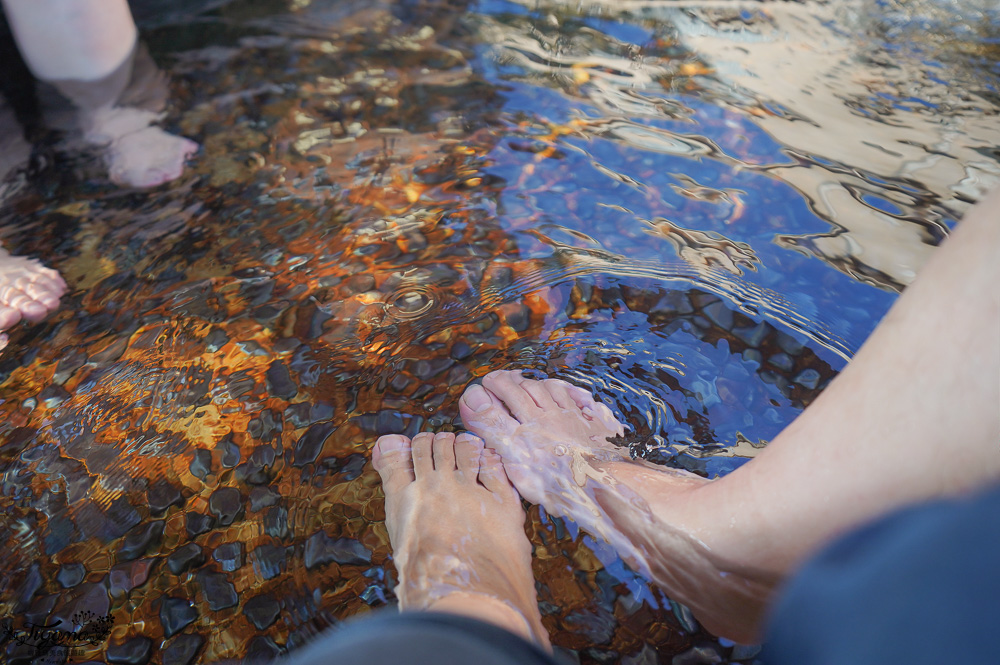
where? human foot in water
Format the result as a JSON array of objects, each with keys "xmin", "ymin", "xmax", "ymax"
[
  {"xmin": 372, "ymin": 431, "xmax": 550, "ymax": 647},
  {"xmin": 459, "ymin": 370, "xmax": 775, "ymax": 644},
  {"xmin": 0, "ymin": 248, "xmax": 67, "ymax": 350}
]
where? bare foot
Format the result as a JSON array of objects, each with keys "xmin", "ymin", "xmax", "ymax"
[
  {"xmin": 0, "ymin": 248, "xmax": 67, "ymax": 349},
  {"xmin": 85, "ymin": 107, "xmax": 198, "ymax": 188},
  {"xmin": 372, "ymin": 431, "xmax": 550, "ymax": 647},
  {"xmin": 459, "ymin": 370, "xmax": 774, "ymax": 644}
]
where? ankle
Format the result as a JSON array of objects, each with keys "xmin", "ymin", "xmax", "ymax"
[{"xmin": 427, "ymin": 592, "xmax": 550, "ymax": 650}]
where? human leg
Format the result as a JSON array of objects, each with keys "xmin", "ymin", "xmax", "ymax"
[
  {"xmin": 460, "ymin": 187, "xmax": 1000, "ymax": 642},
  {"xmin": 2, "ymin": 0, "xmax": 197, "ymax": 187}
]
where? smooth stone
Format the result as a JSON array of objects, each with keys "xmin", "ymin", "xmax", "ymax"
[
  {"xmin": 292, "ymin": 422, "xmax": 335, "ymax": 467},
  {"xmin": 249, "ymin": 486, "xmax": 281, "ymax": 512},
  {"xmin": 702, "ymin": 301, "xmax": 735, "ymax": 329},
  {"xmin": 197, "ymin": 571, "xmax": 238, "ymax": 611},
  {"xmin": 730, "ymin": 643, "xmax": 762, "ymax": 660},
  {"xmin": 245, "ymin": 636, "xmax": 283, "ymax": 663},
  {"xmin": 304, "ymin": 532, "xmax": 372, "ymax": 570},
  {"xmin": 263, "ymin": 506, "xmax": 289, "ymax": 539},
  {"xmin": 793, "ymin": 368, "xmax": 822, "ymax": 390},
  {"xmin": 450, "ymin": 340, "xmax": 474, "ymax": 360},
  {"xmin": 39, "ymin": 384, "xmax": 71, "ymax": 408},
  {"xmin": 147, "ymin": 482, "xmax": 184, "ymax": 515},
  {"xmin": 108, "ymin": 559, "xmax": 155, "ymax": 596},
  {"xmin": 672, "ymin": 644, "xmax": 724, "ymax": 665},
  {"xmin": 106, "ymin": 637, "xmax": 152, "ymax": 665},
  {"xmin": 266, "ymin": 361, "xmax": 298, "ymax": 399},
  {"xmin": 57, "ymin": 563, "xmax": 86, "ymax": 589},
  {"xmin": 162, "ymin": 634, "xmax": 204, "ymax": 665},
  {"xmin": 251, "ymin": 544, "xmax": 286, "ymax": 580},
  {"xmin": 338, "ymin": 454, "xmax": 366, "ymax": 481},
  {"xmin": 503, "ymin": 303, "xmax": 531, "ymax": 332},
  {"xmin": 208, "ymin": 487, "xmax": 244, "ymax": 526},
  {"xmin": 160, "ymin": 597, "xmax": 198, "ymax": 638},
  {"xmin": 185, "ymin": 513, "xmax": 214, "ymax": 539},
  {"xmin": 118, "ymin": 521, "xmax": 164, "ymax": 562},
  {"xmin": 733, "ymin": 321, "xmax": 769, "ymax": 347},
  {"xmin": 284, "ymin": 402, "xmax": 312, "ymax": 428},
  {"xmin": 414, "ymin": 357, "xmax": 454, "ymax": 380},
  {"xmin": 189, "ymin": 449, "xmax": 213, "ymax": 480},
  {"xmin": 212, "ymin": 542, "xmax": 244, "ymax": 572},
  {"xmin": 167, "ymin": 543, "xmax": 205, "ymax": 575},
  {"xmin": 243, "ymin": 594, "xmax": 281, "ymax": 630},
  {"xmin": 205, "ymin": 328, "xmax": 229, "ymax": 352},
  {"xmin": 777, "ymin": 332, "xmax": 805, "ymax": 355},
  {"xmin": 219, "ymin": 438, "xmax": 241, "ymax": 468},
  {"xmin": 767, "ymin": 353, "xmax": 794, "ymax": 372}
]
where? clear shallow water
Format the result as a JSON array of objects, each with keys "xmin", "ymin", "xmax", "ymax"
[{"xmin": 1, "ymin": 0, "xmax": 997, "ymax": 663}]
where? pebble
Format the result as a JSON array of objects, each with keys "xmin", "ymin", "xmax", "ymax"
[
  {"xmin": 672, "ymin": 644, "xmax": 723, "ymax": 665},
  {"xmin": 284, "ymin": 402, "xmax": 312, "ymax": 428},
  {"xmin": 263, "ymin": 506, "xmax": 289, "ymax": 539},
  {"xmin": 160, "ymin": 597, "xmax": 198, "ymax": 638},
  {"xmin": 108, "ymin": 558, "xmax": 155, "ymax": 596},
  {"xmin": 167, "ymin": 543, "xmax": 206, "ymax": 575},
  {"xmin": 243, "ymin": 594, "xmax": 281, "ymax": 630},
  {"xmin": 185, "ymin": 513, "xmax": 215, "ymax": 539},
  {"xmin": 251, "ymin": 543, "xmax": 286, "ymax": 580},
  {"xmin": 213, "ymin": 542, "xmax": 245, "ymax": 572},
  {"xmin": 733, "ymin": 321, "xmax": 769, "ymax": 347},
  {"xmin": 227, "ymin": 373, "xmax": 256, "ymax": 398},
  {"xmin": 622, "ymin": 643, "xmax": 659, "ymax": 665},
  {"xmin": 777, "ymin": 332, "xmax": 805, "ymax": 355},
  {"xmin": 189, "ymin": 449, "xmax": 213, "ymax": 480},
  {"xmin": 730, "ymin": 643, "xmax": 763, "ymax": 660},
  {"xmin": 205, "ymin": 328, "xmax": 229, "ymax": 352},
  {"xmin": 220, "ymin": 437, "xmax": 241, "ymax": 468},
  {"xmin": 793, "ymin": 368, "xmax": 821, "ymax": 390},
  {"xmin": 249, "ymin": 486, "xmax": 281, "ymax": 511},
  {"xmin": 197, "ymin": 571, "xmax": 239, "ymax": 610},
  {"xmin": 767, "ymin": 353, "xmax": 794, "ymax": 372},
  {"xmin": 304, "ymin": 531, "xmax": 372, "ymax": 569},
  {"xmin": 54, "ymin": 349, "xmax": 88, "ymax": 385},
  {"xmin": 208, "ymin": 487, "xmax": 244, "ymax": 526},
  {"xmin": 147, "ymin": 481, "xmax": 184, "ymax": 515},
  {"xmin": 742, "ymin": 348, "xmax": 763, "ymax": 366},
  {"xmin": 57, "ymin": 563, "xmax": 86, "ymax": 589},
  {"xmin": 292, "ymin": 422, "xmax": 335, "ymax": 467},
  {"xmin": 106, "ymin": 637, "xmax": 152, "ymax": 665},
  {"xmin": 118, "ymin": 521, "xmax": 164, "ymax": 561},
  {"xmin": 245, "ymin": 636, "xmax": 283, "ymax": 663},
  {"xmin": 39, "ymin": 384, "xmax": 71, "ymax": 409},
  {"xmin": 702, "ymin": 301, "xmax": 734, "ymax": 329},
  {"xmin": 450, "ymin": 340, "xmax": 474, "ymax": 360},
  {"xmin": 266, "ymin": 361, "xmax": 298, "ymax": 399},
  {"xmin": 162, "ymin": 634, "xmax": 204, "ymax": 665},
  {"xmin": 248, "ymin": 409, "xmax": 282, "ymax": 442},
  {"xmin": 337, "ymin": 454, "xmax": 366, "ymax": 481}
]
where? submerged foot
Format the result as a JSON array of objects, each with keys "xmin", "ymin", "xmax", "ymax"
[
  {"xmin": 372, "ymin": 431, "xmax": 549, "ymax": 647},
  {"xmin": 0, "ymin": 249, "xmax": 67, "ymax": 350},
  {"xmin": 86, "ymin": 107, "xmax": 198, "ymax": 188},
  {"xmin": 459, "ymin": 370, "xmax": 773, "ymax": 643}
]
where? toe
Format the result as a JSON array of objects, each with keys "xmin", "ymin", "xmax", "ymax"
[
  {"xmin": 481, "ymin": 370, "xmax": 545, "ymax": 421},
  {"xmin": 460, "ymin": 383, "xmax": 520, "ymax": 435},
  {"xmin": 0, "ymin": 305, "xmax": 21, "ymax": 330},
  {"xmin": 543, "ymin": 379, "xmax": 580, "ymax": 411},
  {"xmin": 432, "ymin": 432, "xmax": 457, "ymax": 471},
  {"xmin": 455, "ymin": 433, "xmax": 485, "ymax": 478},
  {"xmin": 411, "ymin": 432, "xmax": 435, "ymax": 478},
  {"xmin": 20, "ymin": 299, "xmax": 51, "ymax": 323},
  {"xmin": 478, "ymin": 448, "xmax": 516, "ymax": 497},
  {"xmin": 373, "ymin": 435, "xmax": 415, "ymax": 493}
]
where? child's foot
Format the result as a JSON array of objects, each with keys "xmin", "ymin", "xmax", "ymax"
[
  {"xmin": 459, "ymin": 370, "xmax": 774, "ymax": 643},
  {"xmin": 372, "ymin": 431, "xmax": 549, "ymax": 647},
  {"xmin": 0, "ymin": 249, "xmax": 67, "ymax": 349}
]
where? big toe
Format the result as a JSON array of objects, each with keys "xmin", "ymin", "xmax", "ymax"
[
  {"xmin": 373, "ymin": 435, "xmax": 415, "ymax": 494},
  {"xmin": 460, "ymin": 383, "xmax": 520, "ymax": 438}
]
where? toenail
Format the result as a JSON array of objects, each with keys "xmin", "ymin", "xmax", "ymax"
[{"xmin": 463, "ymin": 385, "xmax": 492, "ymax": 412}]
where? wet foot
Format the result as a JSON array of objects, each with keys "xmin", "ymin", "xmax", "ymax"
[
  {"xmin": 372, "ymin": 431, "xmax": 550, "ymax": 647},
  {"xmin": 459, "ymin": 370, "xmax": 774, "ymax": 644},
  {"xmin": 0, "ymin": 248, "xmax": 67, "ymax": 350},
  {"xmin": 84, "ymin": 106, "xmax": 198, "ymax": 188}
]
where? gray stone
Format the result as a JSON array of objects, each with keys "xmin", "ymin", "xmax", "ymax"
[
  {"xmin": 793, "ymin": 368, "xmax": 821, "ymax": 390},
  {"xmin": 57, "ymin": 563, "xmax": 86, "ymax": 589},
  {"xmin": 292, "ymin": 422, "xmax": 335, "ymax": 467},
  {"xmin": 118, "ymin": 521, "xmax": 164, "ymax": 562},
  {"xmin": 167, "ymin": 543, "xmax": 205, "ymax": 575},
  {"xmin": 212, "ymin": 542, "xmax": 244, "ymax": 572},
  {"xmin": 197, "ymin": 571, "xmax": 238, "ymax": 610},
  {"xmin": 160, "ymin": 597, "xmax": 198, "ymax": 638},
  {"xmin": 162, "ymin": 634, "xmax": 204, "ymax": 665},
  {"xmin": 208, "ymin": 487, "xmax": 244, "ymax": 526},
  {"xmin": 243, "ymin": 594, "xmax": 281, "ymax": 630},
  {"xmin": 304, "ymin": 531, "xmax": 372, "ymax": 569},
  {"xmin": 106, "ymin": 637, "xmax": 152, "ymax": 665}
]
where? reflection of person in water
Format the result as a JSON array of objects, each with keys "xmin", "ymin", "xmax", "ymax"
[
  {"xmin": 285, "ymin": 187, "xmax": 999, "ymax": 664},
  {"xmin": 0, "ymin": 0, "xmax": 199, "ymax": 348}
]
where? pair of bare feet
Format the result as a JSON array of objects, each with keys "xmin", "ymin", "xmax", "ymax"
[{"xmin": 372, "ymin": 370, "xmax": 770, "ymax": 647}]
